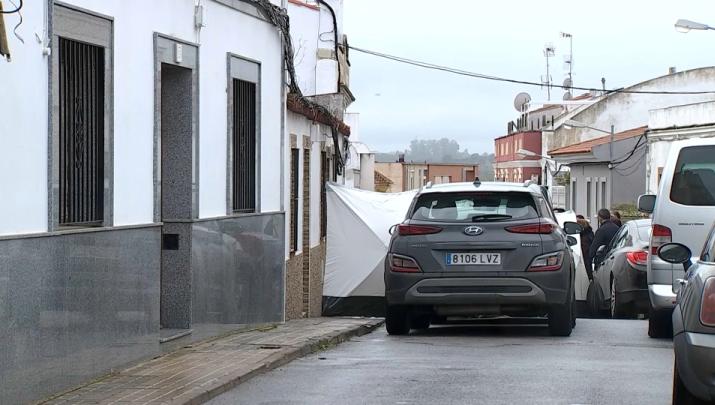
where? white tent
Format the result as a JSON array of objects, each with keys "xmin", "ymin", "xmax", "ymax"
[
  {"xmin": 322, "ymin": 183, "xmax": 590, "ymax": 316},
  {"xmin": 323, "ymin": 183, "xmax": 416, "ymax": 315}
]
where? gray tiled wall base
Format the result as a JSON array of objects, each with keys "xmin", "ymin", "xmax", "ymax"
[
  {"xmin": 0, "ymin": 226, "xmax": 161, "ymax": 405},
  {"xmin": 161, "ymin": 222, "xmax": 193, "ymax": 329},
  {"xmin": 192, "ymin": 213, "xmax": 285, "ymax": 325}
]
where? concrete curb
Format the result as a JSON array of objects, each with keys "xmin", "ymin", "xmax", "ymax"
[{"xmin": 184, "ymin": 319, "xmax": 384, "ymax": 405}]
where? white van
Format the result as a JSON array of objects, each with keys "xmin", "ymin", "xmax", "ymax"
[{"xmin": 639, "ymin": 138, "xmax": 715, "ymax": 337}]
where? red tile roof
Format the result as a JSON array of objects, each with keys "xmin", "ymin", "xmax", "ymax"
[
  {"xmin": 287, "ymin": 93, "xmax": 351, "ymax": 136},
  {"xmin": 548, "ymin": 126, "xmax": 647, "ymax": 156}
]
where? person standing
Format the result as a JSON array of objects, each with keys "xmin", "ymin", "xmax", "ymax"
[
  {"xmin": 577, "ymin": 217, "xmax": 595, "ymax": 280},
  {"xmin": 589, "ymin": 208, "xmax": 620, "ymax": 268}
]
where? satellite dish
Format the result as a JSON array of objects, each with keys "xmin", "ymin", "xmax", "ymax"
[
  {"xmin": 563, "ymin": 91, "xmax": 572, "ymax": 101},
  {"xmin": 563, "ymin": 78, "xmax": 573, "ymax": 88},
  {"xmin": 514, "ymin": 92, "xmax": 532, "ymax": 112}
]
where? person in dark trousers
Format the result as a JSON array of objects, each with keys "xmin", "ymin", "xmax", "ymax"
[
  {"xmin": 577, "ymin": 217, "xmax": 595, "ymax": 280},
  {"xmin": 589, "ymin": 209, "xmax": 620, "ymax": 269}
]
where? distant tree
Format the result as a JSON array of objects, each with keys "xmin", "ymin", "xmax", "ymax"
[{"xmin": 374, "ymin": 138, "xmax": 495, "ymax": 180}]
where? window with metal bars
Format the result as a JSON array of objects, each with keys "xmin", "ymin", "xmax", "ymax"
[
  {"xmin": 320, "ymin": 151, "xmax": 328, "ymax": 238},
  {"xmin": 58, "ymin": 38, "xmax": 105, "ymax": 226},
  {"xmin": 232, "ymin": 79, "xmax": 257, "ymax": 213},
  {"xmin": 290, "ymin": 148, "xmax": 299, "ymax": 253}
]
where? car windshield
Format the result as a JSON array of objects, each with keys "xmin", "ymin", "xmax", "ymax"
[
  {"xmin": 670, "ymin": 146, "xmax": 715, "ymax": 206},
  {"xmin": 410, "ymin": 191, "xmax": 538, "ymax": 222}
]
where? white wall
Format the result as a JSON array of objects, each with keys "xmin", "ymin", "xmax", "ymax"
[
  {"xmin": 649, "ymin": 101, "xmax": 715, "ymax": 130},
  {"xmin": 552, "ymin": 68, "xmax": 715, "ymax": 152},
  {"xmin": 287, "ymin": 2, "xmax": 319, "ymax": 96},
  {"xmin": 288, "ymin": 0, "xmax": 342, "ymax": 97},
  {"xmin": 0, "ymin": 1, "xmax": 49, "ymax": 235},
  {"xmin": 0, "ymin": 0, "xmax": 284, "ymax": 236}
]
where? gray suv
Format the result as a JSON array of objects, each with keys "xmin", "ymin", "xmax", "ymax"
[{"xmin": 384, "ymin": 181, "xmax": 581, "ymax": 336}]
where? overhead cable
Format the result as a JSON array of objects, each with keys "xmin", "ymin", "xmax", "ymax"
[
  {"xmin": 610, "ymin": 134, "xmax": 647, "ymax": 166},
  {"xmin": 0, "ymin": 0, "xmax": 21, "ymax": 14},
  {"xmin": 349, "ymin": 45, "xmax": 715, "ymax": 95}
]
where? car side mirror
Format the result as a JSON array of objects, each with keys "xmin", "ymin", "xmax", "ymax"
[
  {"xmin": 637, "ymin": 194, "xmax": 656, "ymax": 214},
  {"xmin": 567, "ymin": 236, "xmax": 578, "ymax": 247},
  {"xmin": 658, "ymin": 243, "xmax": 692, "ymax": 272},
  {"xmin": 563, "ymin": 221, "xmax": 583, "ymax": 235},
  {"xmin": 388, "ymin": 224, "xmax": 398, "ymax": 235}
]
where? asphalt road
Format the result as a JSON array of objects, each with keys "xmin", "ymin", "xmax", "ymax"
[{"xmin": 207, "ymin": 318, "xmax": 673, "ymax": 405}]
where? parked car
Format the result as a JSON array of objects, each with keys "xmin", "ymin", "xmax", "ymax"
[
  {"xmin": 657, "ymin": 238, "xmax": 715, "ymax": 405},
  {"xmin": 639, "ymin": 139, "xmax": 715, "ymax": 338},
  {"xmin": 588, "ymin": 219, "xmax": 651, "ymax": 318},
  {"xmin": 384, "ymin": 180, "xmax": 582, "ymax": 336}
]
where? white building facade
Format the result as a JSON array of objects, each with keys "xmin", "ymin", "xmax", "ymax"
[
  {"xmin": 647, "ymin": 101, "xmax": 715, "ymax": 194},
  {"xmin": 0, "ymin": 1, "xmax": 288, "ymax": 403},
  {"xmin": 283, "ymin": 0, "xmax": 356, "ymax": 319}
]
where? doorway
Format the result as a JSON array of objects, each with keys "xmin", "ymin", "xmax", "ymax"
[{"xmin": 154, "ymin": 37, "xmax": 199, "ymax": 338}]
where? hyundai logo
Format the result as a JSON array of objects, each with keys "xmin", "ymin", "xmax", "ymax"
[{"xmin": 463, "ymin": 226, "xmax": 484, "ymax": 236}]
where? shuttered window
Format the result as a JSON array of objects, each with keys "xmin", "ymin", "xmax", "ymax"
[
  {"xmin": 320, "ymin": 151, "xmax": 328, "ymax": 238},
  {"xmin": 58, "ymin": 38, "xmax": 105, "ymax": 226},
  {"xmin": 233, "ymin": 79, "xmax": 257, "ymax": 213},
  {"xmin": 290, "ymin": 148, "xmax": 299, "ymax": 252}
]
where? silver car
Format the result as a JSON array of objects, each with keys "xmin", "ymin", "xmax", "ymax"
[
  {"xmin": 384, "ymin": 181, "xmax": 582, "ymax": 336},
  {"xmin": 589, "ymin": 219, "xmax": 651, "ymax": 318},
  {"xmin": 658, "ymin": 235, "xmax": 715, "ymax": 404}
]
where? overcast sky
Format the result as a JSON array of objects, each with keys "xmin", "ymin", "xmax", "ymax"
[{"xmin": 343, "ymin": 0, "xmax": 715, "ymax": 154}]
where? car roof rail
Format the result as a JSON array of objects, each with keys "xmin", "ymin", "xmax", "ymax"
[
  {"xmin": 523, "ymin": 179, "xmax": 535, "ymax": 187},
  {"xmin": 425, "ymin": 181, "xmax": 433, "ymax": 189}
]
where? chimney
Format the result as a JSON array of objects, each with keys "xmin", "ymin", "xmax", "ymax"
[
  {"xmin": 398, "ymin": 153, "xmax": 405, "ymax": 163},
  {"xmin": 669, "ymin": 67, "xmax": 677, "ymax": 75}
]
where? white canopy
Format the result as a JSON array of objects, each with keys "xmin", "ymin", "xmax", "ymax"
[{"xmin": 324, "ymin": 183, "xmax": 417, "ymax": 299}]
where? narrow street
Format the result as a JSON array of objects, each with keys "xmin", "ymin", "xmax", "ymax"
[{"xmin": 208, "ymin": 318, "xmax": 673, "ymax": 405}]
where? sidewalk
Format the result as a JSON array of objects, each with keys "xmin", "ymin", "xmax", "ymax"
[{"xmin": 42, "ymin": 317, "xmax": 383, "ymax": 405}]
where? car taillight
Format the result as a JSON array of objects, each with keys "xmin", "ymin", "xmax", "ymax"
[
  {"xmin": 527, "ymin": 252, "xmax": 563, "ymax": 272},
  {"xmin": 700, "ymin": 277, "xmax": 715, "ymax": 327},
  {"xmin": 389, "ymin": 254, "xmax": 421, "ymax": 273},
  {"xmin": 397, "ymin": 224, "xmax": 442, "ymax": 236},
  {"xmin": 505, "ymin": 221, "xmax": 555, "ymax": 234},
  {"xmin": 651, "ymin": 224, "xmax": 672, "ymax": 255},
  {"xmin": 626, "ymin": 250, "xmax": 648, "ymax": 267}
]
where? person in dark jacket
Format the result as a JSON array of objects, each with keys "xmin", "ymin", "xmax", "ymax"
[
  {"xmin": 577, "ymin": 217, "xmax": 595, "ymax": 280},
  {"xmin": 589, "ymin": 208, "xmax": 620, "ymax": 268}
]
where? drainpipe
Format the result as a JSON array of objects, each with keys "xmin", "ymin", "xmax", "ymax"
[
  {"xmin": 280, "ymin": 0, "xmax": 287, "ymax": 213},
  {"xmin": 608, "ymin": 124, "xmax": 614, "ymax": 209},
  {"xmin": 280, "ymin": 0, "xmax": 287, "ymax": 324}
]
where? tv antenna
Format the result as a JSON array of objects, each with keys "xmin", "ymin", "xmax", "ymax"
[
  {"xmin": 561, "ymin": 32, "xmax": 573, "ymax": 98},
  {"xmin": 542, "ymin": 43, "xmax": 556, "ymax": 100}
]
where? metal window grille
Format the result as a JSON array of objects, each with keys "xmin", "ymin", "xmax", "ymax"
[
  {"xmin": 320, "ymin": 151, "xmax": 328, "ymax": 238},
  {"xmin": 290, "ymin": 148, "xmax": 299, "ymax": 252},
  {"xmin": 58, "ymin": 38, "xmax": 105, "ymax": 226},
  {"xmin": 233, "ymin": 79, "xmax": 257, "ymax": 213}
]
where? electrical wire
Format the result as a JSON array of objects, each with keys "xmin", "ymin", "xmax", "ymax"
[
  {"xmin": 610, "ymin": 134, "xmax": 647, "ymax": 165},
  {"xmin": 0, "ymin": 0, "xmax": 21, "ymax": 13},
  {"xmin": 614, "ymin": 147, "xmax": 647, "ymax": 171},
  {"xmin": 349, "ymin": 45, "xmax": 715, "ymax": 95},
  {"xmin": 7, "ymin": 0, "xmax": 23, "ymax": 43},
  {"xmin": 316, "ymin": 0, "xmax": 341, "ymax": 92},
  {"xmin": 250, "ymin": 0, "xmax": 347, "ymax": 175}
]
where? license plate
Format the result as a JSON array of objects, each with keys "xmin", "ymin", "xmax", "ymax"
[{"xmin": 446, "ymin": 253, "xmax": 501, "ymax": 265}]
